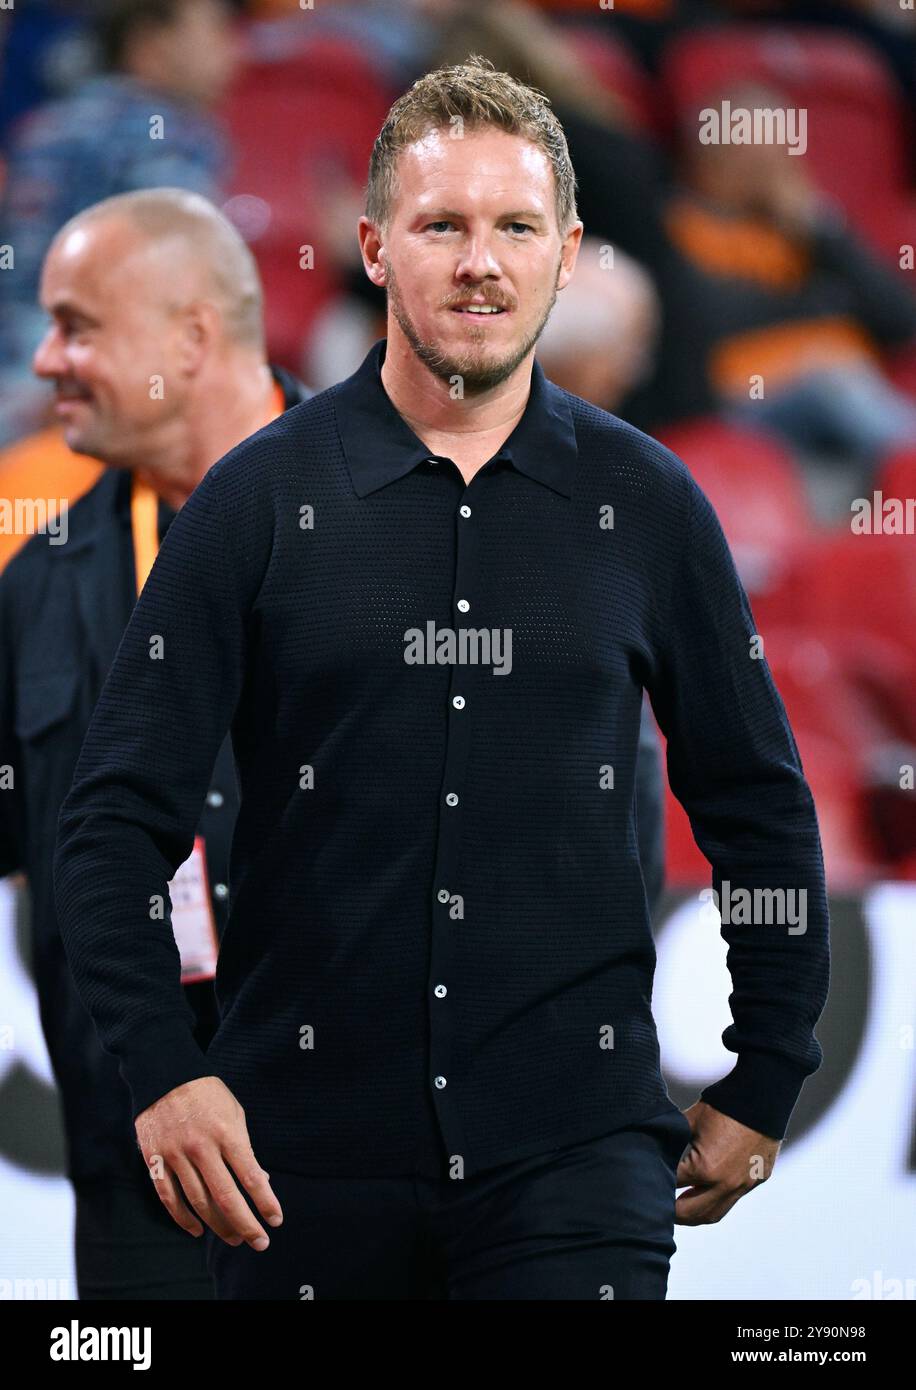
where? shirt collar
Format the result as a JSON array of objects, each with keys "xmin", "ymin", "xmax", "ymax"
[{"xmin": 333, "ymin": 338, "xmax": 577, "ymax": 499}]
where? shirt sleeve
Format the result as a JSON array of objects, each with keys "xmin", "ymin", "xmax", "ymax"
[
  {"xmin": 53, "ymin": 464, "xmax": 247, "ymax": 1120},
  {"xmin": 645, "ymin": 469, "xmax": 831, "ymax": 1141}
]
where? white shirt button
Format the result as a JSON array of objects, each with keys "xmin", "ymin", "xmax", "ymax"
[
  {"xmin": 456, "ymin": 598, "xmax": 470, "ymax": 612},
  {"xmin": 437, "ymin": 888, "xmax": 450, "ymax": 903},
  {"xmin": 434, "ymin": 1075, "xmax": 447, "ymax": 1089},
  {"xmin": 214, "ymin": 882, "xmax": 228, "ymax": 899},
  {"xmin": 459, "ymin": 504, "xmax": 471, "ymax": 518},
  {"xmin": 206, "ymin": 789, "xmax": 224, "ymax": 808},
  {"xmin": 452, "ymin": 695, "xmax": 465, "ymax": 709},
  {"xmin": 445, "ymin": 792, "xmax": 459, "ymax": 806},
  {"xmin": 434, "ymin": 984, "xmax": 447, "ymax": 998}
]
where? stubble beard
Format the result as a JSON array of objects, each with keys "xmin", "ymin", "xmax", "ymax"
[{"xmin": 385, "ymin": 257, "xmax": 561, "ymax": 395}]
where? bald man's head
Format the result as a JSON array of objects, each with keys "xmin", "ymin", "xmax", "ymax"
[
  {"xmin": 537, "ymin": 238, "xmax": 659, "ymax": 410},
  {"xmin": 55, "ymin": 188, "xmax": 265, "ymax": 353},
  {"xmin": 34, "ymin": 189, "xmax": 267, "ymax": 465}
]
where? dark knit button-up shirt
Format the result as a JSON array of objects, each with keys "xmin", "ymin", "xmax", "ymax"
[{"xmin": 53, "ymin": 338, "xmax": 830, "ymax": 1179}]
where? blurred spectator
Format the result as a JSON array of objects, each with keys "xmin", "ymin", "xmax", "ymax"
[
  {"xmin": 0, "ymin": 186, "xmax": 311, "ymax": 1297},
  {"xmin": 668, "ymin": 79, "xmax": 916, "ymax": 471},
  {"xmin": 534, "ymin": 238, "xmax": 661, "ymax": 412},
  {"xmin": 515, "ymin": 0, "xmax": 716, "ymax": 72},
  {"xmin": 719, "ymin": 2, "xmax": 916, "ymax": 175},
  {"xmin": 241, "ymin": 0, "xmax": 442, "ymax": 90},
  {"xmin": 0, "ymin": 0, "xmax": 241, "ymax": 446},
  {"xmin": 0, "ymin": 3, "xmax": 98, "ymax": 144}
]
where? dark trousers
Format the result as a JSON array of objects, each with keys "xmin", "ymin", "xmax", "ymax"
[
  {"xmin": 74, "ymin": 1175, "xmax": 216, "ymax": 1300},
  {"xmin": 204, "ymin": 1108, "xmax": 691, "ymax": 1300}
]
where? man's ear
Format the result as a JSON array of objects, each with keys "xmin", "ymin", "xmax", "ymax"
[
  {"xmin": 557, "ymin": 220, "xmax": 584, "ymax": 292},
  {"xmin": 358, "ymin": 216, "xmax": 386, "ymax": 288},
  {"xmin": 175, "ymin": 300, "xmax": 220, "ymax": 376}
]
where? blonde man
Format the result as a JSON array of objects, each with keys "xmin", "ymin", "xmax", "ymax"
[{"xmin": 55, "ymin": 62, "xmax": 829, "ymax": 1301}]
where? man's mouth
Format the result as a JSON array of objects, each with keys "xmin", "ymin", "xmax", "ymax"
[
  {"xmin": 54, "ymin": 383, "xmax": 93, "ymax": 407},
  {"xmin": 450, "ymin": 304, "xmax": 509, "ymax": 317}
]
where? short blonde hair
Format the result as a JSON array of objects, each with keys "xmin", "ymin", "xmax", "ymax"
[{"xmin": 366, "ymin": 54, "xmax": 579, "ymax": 237}]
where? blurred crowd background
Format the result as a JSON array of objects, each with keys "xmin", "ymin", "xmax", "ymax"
[{"xmin": 1, "ymin": 0, "xmax": 915, "ymax": 889}]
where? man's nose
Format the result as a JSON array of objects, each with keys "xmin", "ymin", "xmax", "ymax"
[
  {"xmin": 455, "ymin": 236, "xmax": 502, "ymax": 282},
  {"xmin": 32, "ymin": 325, "xmax": 66, "ymax": 379}
]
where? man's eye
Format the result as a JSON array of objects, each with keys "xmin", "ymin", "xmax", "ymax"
[{"xmin": 424, "ymin": 222, "xmax": 533, "ymax": 235}]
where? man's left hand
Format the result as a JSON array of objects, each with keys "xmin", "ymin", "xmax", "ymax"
[{"xmin": 674, "ymin": 1101, "xmax": 781, "ymax": 1225}]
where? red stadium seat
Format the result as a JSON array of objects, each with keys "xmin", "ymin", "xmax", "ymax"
[
  {"xmin": 659, "ymin": 25, "xmax": 911, "ymax": 256},
  {"xmin": 660, "ymin": 723, "xmax": 875, "ymax": 891},
  {"xmin": 661, "ymin": 780, "xmax": 714, "ymax": 887},
  {"xmin": 656, "ymin": 417, "xmax": 815, "ymax": 601},
  {"xmin": 661, "ymin": 622, "xmax": 891, "ymax": 889},
  {"xmin": 785, "ymin": 528, "xmax": 916, "ymax": 667},
  {"xmin": 656, "ymin": 547, "xmax": 913, "ymax": 886},
  {"xmin": 864, "ymin": 194, "xmax": 916, "ymax": 278},
  {"xmin": 761, "ymin": 628, "xmax": 884, "ymax": 764},
  {"xmin": 814, "ymin": 629, "xmax": 916, "ymax": 750},
  {"xmin": 892, "ymin": 850, "xmax": 916, "ymax": 882},
  {"xmin": 783, "ymin": 729, "xmax": 877, "ymax": 890},
  {"xmin": 875, "ymin": 444, "xmax": 916, "ymax": 502},
  {"xmin": 216, "ymin": 31, "xmax": 397, "ymax": 367},
  {"xmin": 563, "ymin": 27, "xmax": 666, "ymax": 137},
  {"xmin": 883, "ymin": 338, "xmax": 916, "ymax": 406}
]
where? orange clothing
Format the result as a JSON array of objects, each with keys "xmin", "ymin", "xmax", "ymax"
[
  {"xmin": 0, "ymin": 427, "xmax": 102, "ymax": 574},
  {"xmin": 665, "ymin": 195, "xmax": 883, "ymax": 399},
  {"xmin": 0, "ymin": 378, "xmax": 286, "ymax": 581},
  {"xmin": 131, "ymin": 377, "xmax": 286, "ymax": 594}
]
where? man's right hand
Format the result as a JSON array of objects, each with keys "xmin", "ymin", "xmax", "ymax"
[{"xmin": 135, "ymin": 1076, "xmax": 283, "ymax": 1250}]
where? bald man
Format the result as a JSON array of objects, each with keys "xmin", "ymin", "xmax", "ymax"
[
  {"xmin": 0, "ymin": 189, "xmax": 311, "ymax": 1298},
  {"xmin": 535, "ymin": 238, "xmax": 660, "ymax": 414}
]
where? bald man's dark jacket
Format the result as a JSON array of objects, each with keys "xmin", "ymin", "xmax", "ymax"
[{"xmin": 0, "ymin": 365, "xmax": 312, "ymax": 1182}]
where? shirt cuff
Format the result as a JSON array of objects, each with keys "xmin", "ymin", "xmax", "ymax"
[
  {"xmin": 698, "ymin": 1049, "xmax": 814, "ymax": 1141},
  {"xmin": 117, "ymin": 1016, "xmax": 216, "ymax": 1122}
]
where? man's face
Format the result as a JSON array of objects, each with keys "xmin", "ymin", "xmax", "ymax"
[
  {"xmin": 372, "ymin": 126, "xmax": 582, "ymax": 394},
  {"xmin": 33, "ymin": 219, "xmax": 191, "ymax": 464},
  {"xmin": 147, "ymin": 0, "xmax": 240, "ymax": 107}
]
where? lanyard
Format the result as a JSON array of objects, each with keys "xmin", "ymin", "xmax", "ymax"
[{"xmin": 130, "ymin": 379, "xmax": 286, "ymax": 598}]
